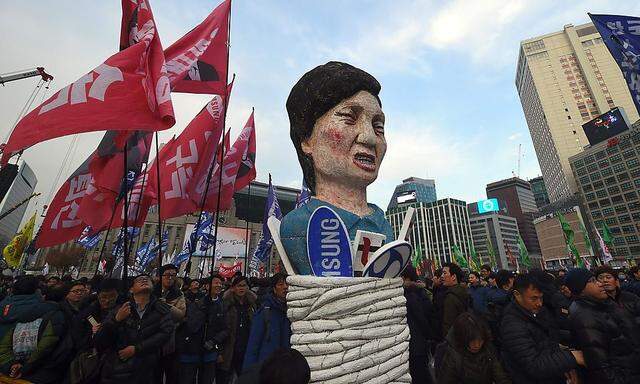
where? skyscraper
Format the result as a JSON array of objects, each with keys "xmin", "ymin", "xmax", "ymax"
[
  {"xmin": 0, "ymin": 161, "xmax": 37, "ymax": 249},
  {"xmin": 468, "ymin": 201, "xmax": 521, "ymax": 271},
  {"xmin": 387, "ymin": 177, "xmax": 436, "ymax": 210},
  {"xmin": 529, "ymin": 176, "xmax": 551, "ymax": 209},
  {"xmin": 516, "ymin": 23, "xmax": 639, "ymax": 202},
  {"xmin": 486, "ymin": 177, "xmax": 541, "ymax": 260},
  {"xmin": 387, "ymin": 198, "xmax": 473, "ymax": 268}
]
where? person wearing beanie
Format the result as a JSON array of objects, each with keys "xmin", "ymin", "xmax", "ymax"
[
  {"xmin": 280, "ymin": 61, "xmax": 394, "ymax": 275},
  {"xmin": 568, "ymin": 268, "xmax": 640, "ymax": 383}
]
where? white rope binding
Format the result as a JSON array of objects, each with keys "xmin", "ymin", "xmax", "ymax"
[{"xmin": 287, "ymin": 275, "xmax": 411, "ymax": 383}]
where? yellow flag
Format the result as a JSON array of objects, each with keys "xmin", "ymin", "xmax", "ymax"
[{"xmin": 3, "ymin": 213, "xmax": 36, "ymax": 268}]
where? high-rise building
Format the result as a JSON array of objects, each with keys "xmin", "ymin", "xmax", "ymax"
[
  {"xmin": 529, "ymin": 176, "xmax": 551, "ymax": 209},
  {"xmin": 0, "ymin": 161, "xmax": 37, "ymax": 250},
  {"xmin": 533, "ymin": 206, "xmax": 594, "ymax": 269},
  {"xmin": 516, "ymin": 23, "xmax": 640, "ymax": 202},
  {"xmin": 387, "ymin": 177, "xmax": 436, "ymax": 210},
  {"xmin": 486, "ymin": 177, "xmax": 541, "ymax": 260},
  {"xmin": 386, "ymin": 198, "xmax": 473, "ymax": 268},
  {"xmin": 467, "ymin": 200, "xmax": 521, "ymax": 270},
  {"xmin": 569, "ymin": 122, "xmax": 640, "ymax": 263}
]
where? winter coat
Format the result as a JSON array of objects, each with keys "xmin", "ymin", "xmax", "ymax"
[
  {"xmin": 432, "ymin": 284, "xmax": 447, "ymax": 341},
  {"xmin": 437, "ymin": 329, "xmax": 511, "ymax": 384},
  {"xmin": 485, "ymin": 287, "xmax": 511, "ymax": 346},
  {"xmin": 468, "ymin": 285, "xmax": 489, "ymax": 315},
  {"xmin": 220, "ymin": 290, "xmax": 256, "ymax": 372},
  {"xmin": 154, "ymin": 283, "xmax": 186, "ymax": 356},
  {"xmin": 177, "ymin": 294, "xmax": 228, "ymax": 363},
  {"xmin": 95, "ymin": 297, "xmax": 173, "ymax": 384},
  {"xmin": 500, "ymin": 301, "xmax": 577, "ymax": 384},
  {"xmin": 404, "ymin": 284, "xmax": 434, "ymax": 357},
  {"xmin": 243, "ymin": 293, "xmax": 291, "ymax": 371},
  {"xmin": 612, "ymin": 288, "xmax": 640, "ymax": 326},
  {"xmin": 547, "ymin": 291, "xmax": 572, "ymax": 345},
  {"xmin": 569, "ymin": 296, "xmax": 640, "ymax": 384},
  {"xmin": 442, "ymin": 284, "xmax": 470, "ymax": 338},
  {"xmin": 622, "ymin": 278, "xmax": 640, "ymax": 297},
  {"xmin": 0, "ymin": 294, "xmax": 67, "ymax": 384}
]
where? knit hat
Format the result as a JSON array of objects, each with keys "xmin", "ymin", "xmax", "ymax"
[{"xmin": 564, "ymin": 268, "xmax": 593, "ymax": 295}]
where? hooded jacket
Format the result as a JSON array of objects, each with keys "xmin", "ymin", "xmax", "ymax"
[
  {"xmin": 442, "ymin": 284, "xmax": 470, "ymax": 338},
  {"xmin": 0, "ymin": 294, "xmax": 66, "ymax": 383},
  {"xmin": 437, "ymin": 328, "xmax": 511, "ymax": 384},
  {"xmin": 242, "ymin": 292, "xmax": 291, "ymax": 370},
  {"xmin": 569, "ymin": 296, "xmax": 640, "ymax": 384},
  {"xmin": 500, "ymin": 301, "xmax": 577, "ymax": 384}
]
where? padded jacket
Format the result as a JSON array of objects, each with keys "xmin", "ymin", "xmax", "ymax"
[
  {"xmin": 500, "ymin": 301, "xmax": 577, "ymax": 384},
  {"xmin": 569, "ymin": 297, "xmax": 640, "ymax": 384}
]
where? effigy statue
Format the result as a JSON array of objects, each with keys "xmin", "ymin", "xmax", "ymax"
[{"xmin": 268, "ymin": 62, "xmax": 415, "ymax": 383}]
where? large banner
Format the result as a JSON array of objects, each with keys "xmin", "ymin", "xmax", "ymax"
[{"xmin": 184, "ymin": 225, "xmax": 250, "ymax": 258}]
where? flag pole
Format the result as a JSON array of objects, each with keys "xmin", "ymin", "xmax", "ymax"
[
  {"xmin": 155, "ymin": 132, "xmax": 164, "ymax": 267},
  {"xmin": 209, "ymin": 0, "xmax": 232, "ymax": 279},
  {"xmin": 242, "ymin": 124, "xmax": 254, "ymax": 276},
  {"xmin": 122, "ymin": 140, "xmax": 130, "ymax": 281}
]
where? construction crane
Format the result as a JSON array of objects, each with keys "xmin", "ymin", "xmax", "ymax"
[{"xmin": 0, "ymin": 67, "xmax": 53, "ymax": 86}]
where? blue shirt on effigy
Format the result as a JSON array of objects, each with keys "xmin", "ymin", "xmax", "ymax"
[{"xmin": 279, "ymin": 198, "xmax": 394, "ymax": 275}]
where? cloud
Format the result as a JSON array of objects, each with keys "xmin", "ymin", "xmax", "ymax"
[{"xmin": 508, "ymin": 133, "xmax": 523, "ymax": 141}]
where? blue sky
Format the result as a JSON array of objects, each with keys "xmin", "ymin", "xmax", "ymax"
[{"xmin": 2, "ymin": 0, "xmax": 640, "ymax": 218}]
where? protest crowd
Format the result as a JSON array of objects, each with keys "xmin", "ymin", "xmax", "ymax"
[{"xmin": 0, "ymin": 262, "xmax": 637, "ymax": 384}]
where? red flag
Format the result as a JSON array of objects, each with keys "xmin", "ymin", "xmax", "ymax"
[
  {"xmin": 195, "ymin": 111, "xmax": 256, "ymax": 212},
  {"xmin": 37, "ymin": 159, "xmax": 93, "ymax": 247},
  {"xmin": 2, "ymin": 0, "xmax": 174, "ymax": 165},
  {"xmin": 233, "ymin": 112, "xmax": 256, "ymax": 192},
  {"xmin": 78, "ymin": 132, "xmax": 153, "ymax": 231},
  {"xmin": 164, "ymin": 0, "xmax": 230, "ymax": 94},
  {"xmin": 147, "ymin": 92, "xmax": 228, "ymax": 220},
  {"xmin": 505, "ymin": 242, "xmax": 516, "ymax": 268},
  {"xmin": 111, "ymin": 163, "xmax": 155, "ymax": 228}
]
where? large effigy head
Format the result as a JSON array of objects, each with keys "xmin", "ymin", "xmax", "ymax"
[{"xmin": 286, "ymin": 61, "xmax": 386, "ymax": 195}]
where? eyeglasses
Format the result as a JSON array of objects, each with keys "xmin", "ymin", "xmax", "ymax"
[
  {"xmin": 70, "ymin": 289, "xmax": 85, "ymax": 294},
  {"xmin": 162, "ymin": 273, "xmax": 177, "ymax": 278}
]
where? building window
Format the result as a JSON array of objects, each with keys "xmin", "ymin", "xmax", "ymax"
[
  {"xmin": 622, "ymin": 225, "xmax": 635, "ymax": 234},
  {"xmin": 587, "ymin": 163, "xmax": 598, "ymax": 172},
  {"xmin": 601, "ymin": 167, "xmax": 613, "ymax": 177},
  {"xmin": 598, "ymin": 159, "xmax": 609, "ymax": 167},
  {"xmin": 585, "ymin": 192, "xmax": 596, "ymax": 201},
  {"xmin": 600, "ymin": 198, "xmax": 612, "ymax": 207},
  {"xmin": 589, "ymin": 202, "xmax": 600, "ymax": 210},
  {"xmin": 605, "ymin": 217, "xmax": 618, "ymax": 225},
  {"xmin": 621, "ymin": 182, "xmax": 633, "ymax": 191},
  {"xmin": 593, "ymin": 180, "xmax": 604, "ymax": 189},
  {"xmin": 626, "ymin": 235, "xmax": 639, "ymax": 244},
  {"xmin": 595, "ymin": 151, "xmax": 607, "ymax": 160},
  {"xmin": 615, "ymin": 205, "xmax": 628, "ymax": 213},
  {"xmin": 627, "ymin": 158, "xmax": 639, "ymax": 168},
  {"xmin": 611, "ymin": 154, "xmax": 623, "ymax": 163},
  {"xmin": 613, "ymin": 163, "xmax": 626, "ymax": 173},
  {"xmin": 591, "ymin": 173, "xmax": 603, "ymax": 182},
  {"xmin": 629, "ymin": 202, "xmax": 640, "ymax": 211},
  {"xmin": 577, "ymin": 167, "xmax": 587, "ymax": 176},
  {"xmin": 602, "ymin": 207, "xmax": 615, "ymax": 216},
  {"xmin": 584, "ymin": 184, "xmax": 593, "ymax": 192},
  {"xmin": 631, "ymin": 168, "xmax": 640, "ymax": 178},
  {"xmin": 620, "ymin": 215, "xmax": 631, "ymax": 224},
  {"xmin": 625, "ymin": 191, "xmax": 638, "ymax": 201},
  {"xmin": 618, "ymin": 173, "xmax": 630, "ymax": 181},
  {"xmin": 596, "ymin": 189, "xmax": 607, "ymax": 198},
  {"xmin": 592, "ymin": 210, "xmax": 602, "ymax": 218},
  {"xmin": 580, "ymin": 175, "xmax": 591, "ymax": 185}
]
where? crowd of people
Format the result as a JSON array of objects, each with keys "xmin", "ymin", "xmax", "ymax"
[
  {"xmin": 400, "ymin": 263, "xmax": 640, "ymax": 384},
  {"xmin": 0, "ymin": 262, "xmax": 639, "ymax": 383}
]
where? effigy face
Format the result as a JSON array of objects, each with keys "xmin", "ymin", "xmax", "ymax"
[{"xmin": 301, "ymin": 90, "xmax": 387, "ymax": 192}]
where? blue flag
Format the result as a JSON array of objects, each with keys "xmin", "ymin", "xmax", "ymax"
[
  {"xmin": 295, "ymin": 180, "xmax": 311, "ymax": 209},
  {"xmin": 249, "ymin": 176, "xmax": 282, "ymax": 274},
  {"xmin": 590, "ymin": 13, "xmax": 640, "ymax": 114},
  {"xmin": 136, "ymin": 231, "xmax": 169, "ymax": 270},
  {"xmin": 112, "ymin": 227, "xmax": 140, "ymax": 256},
  {"xmin": 77, "ymin": 226, "xmax": 101, "ymax": 249}
]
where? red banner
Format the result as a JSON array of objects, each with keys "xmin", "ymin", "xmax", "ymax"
[
  {"xmin": 191, "ymin": 111, "xmax": 256, "ymax": 213},
  {"xmin": 2, "ymin": 0, "xmax": 174, "ymax": 165},
  {"xmin": 165, "ymin": 0, "xmax": 230, "ymax": 94},
  {"xmin": 37, "ymin": 159, "xmax": 92, "ymax": 247},
  {"xmin": 218, "ymin": 261, "xmax": 242, "ymax": 278}
]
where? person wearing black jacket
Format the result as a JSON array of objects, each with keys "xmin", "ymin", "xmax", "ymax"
[
  {"xmin": 177, "ymin": 274, "xmax": 228, "ymax": 384},
  {"xmin": 566, "ymin": 268, "xmax": 640, "ymax": 384},
  {"xmin": 72, "ymin": 278, "xmax": 120, "ymax": 354},
  {"xmin": 95, "ymin": 273, "xmax": 173, "ymax": 384},
  {"xmin": 595, "ymin": 265, "xmax": 640, "ymax": 325},
  {"xmin": 401, "ymin": 266, "xmax": 434, "ymax": 384},
  {"xmin": 500, "ymin": 273, "xmax": 582, "ymax": 384}
]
